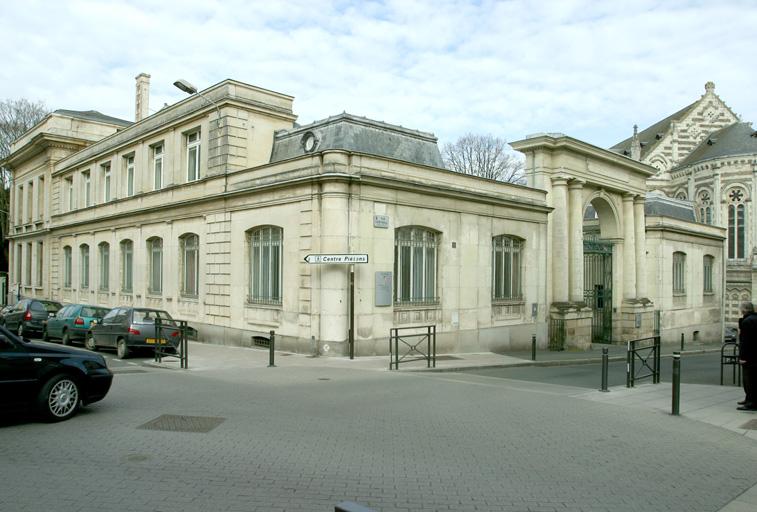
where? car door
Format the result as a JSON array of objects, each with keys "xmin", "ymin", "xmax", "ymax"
[
  {"xmin": 49, "ymin": 306, "xmax": 72, "ymax": 338},
  {"xmin": 6, "ymin": 300, "xmax": 28, "ymax": 331},
  {"xmin": 96, "ymin": 308, "xmax": 120, "ymax": 347},
  {"xmin": 0, "ymin": 331, "xmax": 36, "ymax": 407},
  {"xmin": 112, "ymin": 309, "xmax": 131, "ymax": 347}
]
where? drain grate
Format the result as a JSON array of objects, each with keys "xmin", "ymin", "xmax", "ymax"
[
  {"xmin": 740, "ymin": 419, "xmax": 757, "ymax": 430},
  {"xmin": 137, "ymin": 414, "xmax": 226, "ymax": 433}
]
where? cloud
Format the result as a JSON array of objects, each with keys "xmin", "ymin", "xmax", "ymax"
[{"xmin": 1, "ymin": 0, "xmax": 755, "ymax": 148}]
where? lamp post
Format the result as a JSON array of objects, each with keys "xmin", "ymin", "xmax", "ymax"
[{"xmin": 173, "ymin": 79, "xmax": 222, "ymax": 128}]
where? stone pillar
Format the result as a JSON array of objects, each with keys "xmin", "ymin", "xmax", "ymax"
[
  {"xmin": 551, "ymin": 176, "xmax": 569, "ymax": 303},
  {"xmin": 568, "ymin": 179, "xmax": 585, "ymax": 303},
  {"xmin": 622, "ymin": 194, "xmax": 636, "ymax": 300},
  {"xmin": 634, "ymin": 196, "xmax": 647, "ymax": 299}
]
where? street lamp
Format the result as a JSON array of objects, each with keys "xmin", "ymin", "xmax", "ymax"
[{"xmin": 173, "ymin": 78, "xmax": 222, "ymax": 128}]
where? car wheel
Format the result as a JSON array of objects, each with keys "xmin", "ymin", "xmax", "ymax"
[
  {"xmin": 38, "ymin": 374, "xmax": 81, "ymax": 422},
  {"xmin": 17, "ymin": 323, "xmax": 24, "ymax": 339},
  {"xmin": 85, "ymin": 333, "xmax": 98, "ymax": 351},
  {"xmin": 116, "ymin": 338, "xmax": 129, "ymax": 360},
  {"xmin": 61, "ymin": 330, "xmax": 71, "ymax": 346}
]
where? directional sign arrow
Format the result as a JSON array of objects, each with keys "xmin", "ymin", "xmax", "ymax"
[{"xmin": 303, "ymin": 254, "xmax": 369, "ymax": 264}]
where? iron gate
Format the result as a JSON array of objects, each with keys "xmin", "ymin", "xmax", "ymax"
[{"xmin": 584, "ymin": 240, "xmax": 613, "ymax": 344}]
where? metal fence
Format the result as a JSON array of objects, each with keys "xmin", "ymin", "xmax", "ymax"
[
  {"xmin": 153, "ymin": 317, "xmax": 190, "ymax": 369},
  {"xmin": 548, "ymin": 317, "xmax": 566, "ymax": 351},
  {"xmin": 626, "ymin": 335, "xmax": 661, "ymax": 387},
  {"xmin": 389, "ymin": 325, "xmax": 436, "ymax": 370}
]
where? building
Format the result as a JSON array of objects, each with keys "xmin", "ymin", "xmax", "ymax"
[
  {"xmin": 2, "ymin": 76, "xmax": 726, "ymax": 354},
  {"xmin": 610, "ymin": 82, "xmax": 757, "ymax": 323}
]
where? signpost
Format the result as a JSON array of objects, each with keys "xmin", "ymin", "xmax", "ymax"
[{"xmin": 304, "ymin": 254, "xmax": 369, "ymax": 359}]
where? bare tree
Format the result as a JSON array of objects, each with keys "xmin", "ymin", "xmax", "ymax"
[
  {"xmin": 0, "ymin": 98, "xmax": 50, "ymax": 272},
  {"xmin": 442, "ymin": 133, "xmax": 525, "ymax": 184}
]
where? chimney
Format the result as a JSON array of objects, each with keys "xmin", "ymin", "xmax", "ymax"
[{"xmin": 135, "ymin": 73, "xmax": 151, "ymax": 122}]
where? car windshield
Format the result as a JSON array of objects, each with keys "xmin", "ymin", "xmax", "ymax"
[
  {"xmin": 81, "ymin": 307, "xmax": 109, "ymax": 318},
  {"xmin": 133, "ymin": 309, "xmax": 175, "ymax": 326}
]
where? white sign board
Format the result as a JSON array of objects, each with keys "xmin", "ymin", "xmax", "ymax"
[{"xmin": 304, "ymin": 254, "xmax": 369, "ymax": 264}]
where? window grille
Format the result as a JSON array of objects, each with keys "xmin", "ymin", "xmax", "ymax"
[
  {"xmin": 181, "ymin": 234, "xmax": 199, "ymax": 297},
  {"xmin": 80, "ymin": 244, "xmax": 90, "ymax": 289},
  {"xmin": 492, "ymin": 235, "xmax": 523, "ymax": 301},
  {"xmin": 121, "ymin": 240, "xmax": 133, "ymax": 292},
  {"xmin": 394, "ymin": 227, "xmax": 439, "ymax": 306},
  {"xmin": 672, "ymin": 251, "xmax": 686, "ymax": 295},
  {"xmin": 148, "ymin": 238, "xmax": 163, "ymax": 294},
  {"xmin": 248, "ymin": 226, "xmax": 282, "ymax": 304},
  {"xmin": 99, "ymin": 243, "xmax": 110, "ymax": 291}
]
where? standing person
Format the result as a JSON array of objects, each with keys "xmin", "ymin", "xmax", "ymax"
[{"xmin": 738, "ymin": 301, "xmax": 757, "ymax": 411}]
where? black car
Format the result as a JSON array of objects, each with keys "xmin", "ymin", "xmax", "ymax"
[
  {"xmin": 4, "ymin": 299, "xmax": 63, "ymax": 338},
  {"xmin": 0, "ymin": 326, "xmax": 113, "ymax": 421},
  {"xmin": 0, "ymin": 304, "xmax": 15, "ymax": 325},
  {"xmin": 87, "ymin": 307, "xmax": 187, "ymax": 359}
]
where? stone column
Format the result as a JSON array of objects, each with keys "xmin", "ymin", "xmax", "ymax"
[
  {"xmin": 634, "ymin": 196, "xmax": 647, "ymax": 299},
  {"xmin": 568, "ymin": 179, "xmax": 585, "ymax": 303},
  {"xmin": 622, "ymin": 194, "xmax": 636, "ymax": 300},
  {"xmin": 551, "ymin": 176, "xmax": 569, "ymax": 303}
]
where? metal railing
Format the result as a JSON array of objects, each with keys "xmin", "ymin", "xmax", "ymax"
[
  {"xmin": 626, "ymin": 335, "xmax": 661, "ymax": 387},
  {"xmin": 548, "ymin": 317, "xmax": 565, "ymax": 351},
  {"xmin": 389, "ymin": 325, "xmax": 436, "ymax": 370},
  {"xmin": 720, "ymin": 341, "xmax": 741, "ymax": 386},
  {"xmin": 153, "ymin": 317, "xmax": 190, "ymax": 369}
]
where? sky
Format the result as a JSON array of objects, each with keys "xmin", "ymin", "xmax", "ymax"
[{"xmin": 2, "ymin": 0, "xmax": 756, "ymax": 149}]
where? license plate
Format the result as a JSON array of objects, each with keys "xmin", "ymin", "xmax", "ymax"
[{"xmin": 145, "ymin": 338, "xmax": 167, "ymax": 344}]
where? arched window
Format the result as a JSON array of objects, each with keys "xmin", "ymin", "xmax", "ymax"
[
  {"xmin": 63, "ymin": 246, "xmax": 72, "ymax": 288},
  {"xmin": 394, "ymin": 226, "xmax": 439, "ymax": 305},
  {"xmin": 120, "ymin": 240, "xmax": 133, "ymax": 292},
  {"xmin": 728, "ymin": 188, "xmax": 746, "ymax": 259},
  {"xmin": 492, "ymin": 235, "xmax": 523, "ymax": 301},
  {"xmin": 703, "ymin": 255, "xmax": 714, "ymax": 294},
  {"xmin": 697, "ymin": 190, "xmax": 712, "ymax": 225},
  {"xmin": 98, "ymin": 242, "xmax": 110, "ymax": 291},
  {"xmin": 180, "ymin": 233, "xmax": 199, "ymax": 297},
  {"xmin": 673, "ymin": 251, "xmax": 686, "ymax": 295},
  {"xmin": 247, "ymin": 226, "xmax": 282, "ymax": 304},
  {"xmin": 147, "ymin": 237, "xmax": 163, "ymax": 294},
  {"xmin": 79, "ymin": 244, "xmax": 90, "ymax": 289}
]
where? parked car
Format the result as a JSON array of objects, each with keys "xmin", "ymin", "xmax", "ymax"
[
  {"xmin": 4, "ymin": 299, "xmax": 63, "ymax": 338},
  {"xmin": 724, "ymin": 326, "xmax": 738, "ymax": 343},
  {"xmin": 44, "ymin": 304, "xmax": 111, "ymax": 345},
  {"xmin": 86, "ymin": 307, "xmax": 187, "ymax": 359},
  {"xmin": 0, "ymin": 325, "xmax": 113, "ymax": 421}
]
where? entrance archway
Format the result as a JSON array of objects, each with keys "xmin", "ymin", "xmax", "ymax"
[{"xmin": 583, "ymin": 197, "xmax": 619, "ymax": 343}]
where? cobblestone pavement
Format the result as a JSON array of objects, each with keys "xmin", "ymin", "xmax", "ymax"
[{"xmin": 2, "ymin": 359, "xmax": 757, "ymax": 512}]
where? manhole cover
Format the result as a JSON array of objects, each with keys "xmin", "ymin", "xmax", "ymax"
[
  {"xmin": 740, "ymin": 419, "xmax": 757, "ymax": 430},
  {"xmin": 137, "ymin": 414, "xmax": 225, "ymax": 433}
]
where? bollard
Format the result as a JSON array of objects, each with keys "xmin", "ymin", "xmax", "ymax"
[
  {"xmin": 600, "ymin": 347, "xmax": 609, "ymax": 392},
  {"xmin": 680, "ymin": 332, "xmax": 684, "ymax": 352},
  {"xmin": 672, "ymin": 351, "xmax": 681, "ymax": 415},
  {"xmin": 531, "ymin": 334, "xmax": 536, "ymax": 361},
  {"xmin": 268, "ymin": 330, "xmax": 276, "ymax": 367}
]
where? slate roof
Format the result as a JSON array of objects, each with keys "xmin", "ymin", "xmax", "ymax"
[
  {"xmin": 676, "ymin": 122, "xmax": 757, "ymax": 168},
  {"xmin": 644, "ymin": 193, "xmax": 696, "ymax": 222},
  {"xmin": 54, "ymin": 109, "xmax": 133, "ymax": 127},
  {"xmin": 610, "ymin": 102, "xmax": 697, "ymax": 159},
  {"xmin": 269, "ymin": 113, "xmax": 444, "ymax": 168}
]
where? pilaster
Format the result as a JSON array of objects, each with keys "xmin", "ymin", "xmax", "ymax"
[
  {"xmin": 568, "ymin": 179, "xmax": 585, "ymax": 303},
  {"xmin": 634, "ymin": 196, "xmax": 647, "ymax": 300},
  {"xmin": 551, "ymin": 176, "xmax": 569, "ymax": 303},
  {"xmin": 622, "ymin": 194, "xmax": 636, "ymax": 300}
]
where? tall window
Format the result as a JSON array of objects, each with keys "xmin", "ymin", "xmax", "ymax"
[
  {"xmin": 394, "ymin": 226, "xmax": 439, "ymax": 305},
  {"xmin": 728, "ymin": 188, "xmax": 746, "ymax": 259},
  {"xmin": 65, "ymin": 177, "xmax": 74, "ymax": 211},
  {"xmin": 25, "ymin": 243, "xmax": 32, "ymax": 285},
  {"xmin": 37, "ymin": 177, "xmax": 44, "ymax": 220},
  {"xmin": 63, "ymin": 246, "xmax": 72, "ymax": 288},
  {"xmin": 125, "ymin": 155, "xmax": 135, "ymax": 197},
  {"xmin": 98, "ymin": 242, "xmax": 110, "ymax": 291},
  {"xmin": 703, "ymin": 255, "xmax": 714, "ymax": 294},
  {"xmin": 83, "ymin": 171, "xmax": 91, "ymax": 207},
  {"xmin": 102, "ymin": 163, "xmax": 112, "ymax": 202},
  {"xmin": 153, "ymin": 143, "xmax": 164, "ymax": 190},
  {"xmin": 80, "ymin": 244, "xmax": 90, "ymax": 289},
  {"xmin": 120, "ymin": 239, "xmax": 133, "ymax": 292},
  {"xmin": 36, "ymin": 241, "xmax": 43, "ymax": 286},
  {"xmin": 492, "ymin": 235, "xmax": 523, "ymax": 301},
  {"xmin": 15, "ymin": 244, "xmax": 21, "ymax": 283},
  {"xmin": 27, "ymin": 182, "xmax": 33, "ymax": 222},
  {"xmin": 147, "ymin": 237, "xmax": 163, "ymax": 294},
  {"xmin": 187, "ymin": 131, "xmax": 200, "ymax": 182},
  {"xmin": 180, "ymin": 233, "xmax": 199, "ymax": 297},
  {"xmin": 248, "ymin": 226, "xmax": 282, "ymax": 304},
  {"xmin": 16, "ymin": 184, "xmax": 23, "ymax": 225},
  {"xmin": 673, "ymin": 251, "xmax": 686, "ymax": 295}
]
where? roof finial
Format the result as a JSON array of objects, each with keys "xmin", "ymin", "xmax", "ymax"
[
  {"xmin": 630, "ymin": 124, "xmax": 641, "ymax": 161},
  {"xmin": 633, "ymin": 124, "xmax": 638, "ymax": 136},
  {"xmin": 705, "ymin": 81, "xmax": 715, "ymax": 93}
]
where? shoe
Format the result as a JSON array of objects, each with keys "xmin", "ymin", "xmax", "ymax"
[
  {"xmin": 738, "ymin": 400, "xmax": 747, "ymax": 405},
  {"xmin": 737, "ymin": 405, "xmax": 757, "ymax": 411}
]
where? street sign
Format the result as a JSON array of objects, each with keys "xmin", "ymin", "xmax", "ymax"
[{"xmin": 304, "ymin": 254, "xmax": 369, "ymax": 264}]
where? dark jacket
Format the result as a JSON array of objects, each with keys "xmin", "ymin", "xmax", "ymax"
[{"xmin": 739, "ymin": 312, "xmax": 757, "ymax": 364}]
